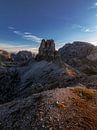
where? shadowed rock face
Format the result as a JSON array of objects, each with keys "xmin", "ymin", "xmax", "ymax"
[
  {"xmin": 39, "ymin": 39, "xmax": 55, "ymax": 56},
  {"xmin": 36, "ymin": 39, "xmax": 61, "ymax": 61}
]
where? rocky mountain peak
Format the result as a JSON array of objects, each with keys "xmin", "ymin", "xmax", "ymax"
[
  {"xmin": 59, "ymin": 41, "xmax": 97, "ymax": 75},
  {"xmin": 36, "ymin": 39, "xmax": 61, "ymax": 61}
]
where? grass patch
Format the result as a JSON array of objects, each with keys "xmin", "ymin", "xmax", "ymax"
[{"xmin": 73, "ymin": 87, "xmax": 97, "ymax": 100}]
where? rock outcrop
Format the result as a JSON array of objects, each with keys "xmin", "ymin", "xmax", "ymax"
[
  {"xmin": 12, "ymin": 51, "xmax": 34, "ymax": 62},
  {"xmin": 0, "ymin": 49, "xmax": 11, "ymax": 64},
  {"xmin": 36, "ymin": 39, "xmax": 61, "ymax": 62},
  {"xmin": 10, "ymin": 51, "xmax": 35, "ymax": 67},
  {"xmin": 59, "ymin": 41, "xmax": 97, "ymax": 75},
  {"xmin": 0, "ymin": 68, "xmax": 20, "ymax": 104}
]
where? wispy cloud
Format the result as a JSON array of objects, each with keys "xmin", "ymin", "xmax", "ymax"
[
  {"xmin": 72, "ymin": 24, "xmax": 97, "ymax": 33},
  {"xmin": 9, "ymin": 26, "xmax": 42, "ymax": 43},
  {"xmin": 83, "ymin": 26, "xmax": 97, "ymax": 33},
  {"xmin": 95, "ymin": 2, "xmax": 97, "ymax": 7},
  {"xmin": 72, "ymin": 24, "xmax": 86, "ymax": 32},
  {"xmin": 24, "ymin": 32, "xmax": 32, "ymax": 35},
  {"xmin": 88, "ymin": 3, "xmax": 97, "ymax": 17},
  {"xmin": 23, "ymin": 34, "xmax": 42, "ymax": 43},
  {"xmin": 72, "ymin": 24, "xmax": 83, "ymax": 29},
  {"xmin": 89, "ymin": 2, "xmax": 97, "ymax": 9},
  {"xmin": 13, "ymin": 30, "xmax": 22, "ymax": 35},
  {"xmin": 8, "ymin": 26, "xmax": 15, "ymax": 30}
]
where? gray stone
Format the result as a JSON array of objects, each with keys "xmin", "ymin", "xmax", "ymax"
[{"xmin": 36, "ymin": 39, "xmax": 60, "ymax": 61}]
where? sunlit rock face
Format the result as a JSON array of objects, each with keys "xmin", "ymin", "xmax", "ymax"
[{"xmin": 36, "ymin": 39, "xmax": 60, "ymax": 61}]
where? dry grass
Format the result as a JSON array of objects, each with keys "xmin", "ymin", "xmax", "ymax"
[
  {"xmin": 72, "ymin": 87, "xmax": 97, "ymax": 100},
  {"xmin": 67, "ymin": 87, "xmax": 97, "ymax": 129}
]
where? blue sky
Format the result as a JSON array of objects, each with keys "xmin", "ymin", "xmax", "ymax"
[{"xmin": 0, "ymin": 0, "xmax": 97, "ymax": 52}]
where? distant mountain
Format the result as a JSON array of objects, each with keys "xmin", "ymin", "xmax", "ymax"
[
  {"xmin": 0, "ymin": 49, "xmax": 11, "ymax": 62},
  {"xmin": 11, "ymin": 51, "xmax": 34, "ymax": 62},
  {"xmin": 59, "ymin": 41, "xmax": 97, "ymax": 75},
  {"xmin": 11, "ymin": 50, "xmax": 35, "ymax": 66}
]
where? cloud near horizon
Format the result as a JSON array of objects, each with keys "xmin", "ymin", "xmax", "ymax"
[{"xmin": 0, "ymin": 42, "xmax": 38, "ymax": 53}]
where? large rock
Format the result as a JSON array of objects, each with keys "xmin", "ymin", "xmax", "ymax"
[
  {"xmin": 0, "ymin": 49, "xmax": 11, "ymax": 65},
  {"xmin": 36, "ymin": 39, "xmax": 61, "ymax": 62},
  {"xmin": 59, "ymin": 41, "xmax": 97, "ymax": 75},
  {"xmin": 0, "ymin": 68, "xmax": 21, "ymax": 104}
]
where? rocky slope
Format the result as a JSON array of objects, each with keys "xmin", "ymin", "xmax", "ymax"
[
  {"xmin": 0, "ymin": 60, "xmax": 80, "ymax": 104},
  {"xmin": 59, "ymin": 41, "xmax": 97, "ymax": 75},
  {"xmin": 0, "ymin": 39, "xmax": 97, "ymax": 129},
  {"xmin": 0, "ymin": 39, "xmax": 81, "ymax": 104},
  {"xmin": 18, "ymin": 60, "xmax": 79, "ymax": 98},
  {"xmin": 0, "ymin": 86, "xmax": 97, "ymax": 129}
]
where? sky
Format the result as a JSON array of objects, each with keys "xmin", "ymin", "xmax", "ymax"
[{"xmin": 0, "ymin": 0, "xmax": 97, "ymax": 52}]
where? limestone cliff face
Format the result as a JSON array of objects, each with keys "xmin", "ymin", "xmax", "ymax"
[{"xmin": 36, "ymin": 39, "xmax": 61, "ymax": 61}]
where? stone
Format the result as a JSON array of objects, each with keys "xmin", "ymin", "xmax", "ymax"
[
  {"xmin": 12, "ymin": 51, "xmax": 33, "ymax": 62},
  {"xmin": 36, "ymin": 39, "xmax": 60, "ymax": 61},
  {"xmin": 58, "ymin": 41, "xmax": 97, "ymax": 75}
]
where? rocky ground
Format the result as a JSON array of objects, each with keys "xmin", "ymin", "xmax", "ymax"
[
  {"xmin": 0, "ymin": 40, "xmax": 97, "ymax": 129},
  {"xmin": 0, "ymin": 86, "xmax": 97, "ymax": 129}
]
